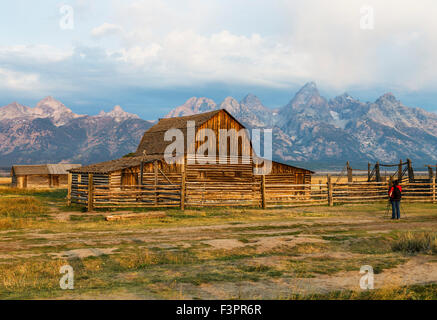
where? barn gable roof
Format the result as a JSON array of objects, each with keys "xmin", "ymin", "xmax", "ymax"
[
  {"xmin": 12, "ymin": 164, "xmax": 81, "ymax": 175},
  {"xmin": 135, "ymin": 110, "xmax": 222, "ymax": 156}
]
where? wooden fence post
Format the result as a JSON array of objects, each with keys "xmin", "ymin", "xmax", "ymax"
[
  {"xmin": 432, "ymin": 174, "xmax": 436, "ymax": 204},
  {"xmin": 67, "ymin": 173, "xmax": 72, "ymax": 206},
  {"xmin": 327, "ymin": 174, "xmax": 333, "ymax": 206},
  {"xmin": 154, "ymin": 161, "xmax": 158, "ymax": 206},
  {"xmin": 398, "ymin": 159, "xmax": 403, "ymax": 182},
  {"xmin": 261, "ymin": 175, "xmax": 266, "ymax": 209},
  {"xmin": 375, "ymin": 162, "xmax": 381, "ymax": 182},
  {"xmin": 181, "ymin": 163, "xmax": 186, "ymax": 210},
  {"xmin": 87, "ymin": 173, "xmax": 94, "ymax": 212},
  {"xmin": 347, "ymin": 161, "xmax": 353, "ymax": 183},
  {"xmin": 427, "ymin": 166, "xmax": 433, "ymax": 182},
  {"xmin": 407, "ymin": 158, "xmax": 414, "ymax": 182},
  {"xmin": 140, "ymin": 161, "xmax": 144, "ymax": 186}
]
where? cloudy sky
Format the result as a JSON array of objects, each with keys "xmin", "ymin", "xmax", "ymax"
[{"xmin": 1, "ymin": 0, "xmax": 437, "ymax": 119}]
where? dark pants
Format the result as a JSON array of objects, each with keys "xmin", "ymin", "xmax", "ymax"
[{"xmin": 391, "ymin": 200, "xmax": 400, "ymax": 219}]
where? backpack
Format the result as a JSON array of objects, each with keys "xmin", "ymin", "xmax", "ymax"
[{"xmin": 391, "ymin": 186, "xmax": 402, "ymax": 200}]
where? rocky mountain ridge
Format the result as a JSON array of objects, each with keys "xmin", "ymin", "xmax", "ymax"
[
  {"xmin": 1, "ymin": 84, "xmax": 436, "ymax": 167},
  {"xmin": 165, "ymin": 82, "xmax": 437, "ymax": 165},
  {"xmin": 0, "ymin": 97, "xmax": 151, "ymax": 165}
]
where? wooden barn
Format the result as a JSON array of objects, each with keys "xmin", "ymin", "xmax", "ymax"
[
  {"xmin": 69, "ymin": 110, "xmax": 313, "ymax": 209},
  {"xmin": 11, "ymin": 164, "xmax": 81, "ymax": 189}
]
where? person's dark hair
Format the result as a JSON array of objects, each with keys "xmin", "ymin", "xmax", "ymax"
[{"xmin": 393, "ymin": 180, "xmax": 399, "ymax": 186}]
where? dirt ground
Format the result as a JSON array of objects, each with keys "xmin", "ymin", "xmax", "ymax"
[{"xmin": 0, "ymin": 186, "xmax": 436, "ymax": 300}]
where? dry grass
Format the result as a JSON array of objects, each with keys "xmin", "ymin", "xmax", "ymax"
[
  {"xmin": 117, "ymin": 249, "xmax": 197, "ymax": 269},
  {"xmin": 0, "ymin": 259, "xmax": 67, "ymax": 295},
  {"xmin": 313, "ymin": 174, "xmax": 430, "ymax": 184},
  {"xmin": 295, "ymin": 285, "xmax": 436, "ymax": 300},
  {"xmin": 314, "ymin": 175, "xmax": 369, "ymax": 184},
  {"xmin": 392, "ymin": 232, "xmax": 437, "ymax": 255},
  {"xmin": 0, "ymin": 197, "xmax": 47, "ymax": 218},
  {"xmin": 0, "ymin": 185, "xmax": 436, "ymax": 299},
  {"xmin": 0, "ymin": 177, "xmax": 11, "ymax": 186}
]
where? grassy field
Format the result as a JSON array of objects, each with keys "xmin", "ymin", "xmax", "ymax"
[
  {"xmin": 313, "ymin": 174, "xmax": 431, "ymax": 184},
  {"xmin": 0, "ymin": 185, "xmax": 436, "ymax": 300},
  {"xmin": 0, "ymin": 178, "xmax": 11, "ymax": 186}
]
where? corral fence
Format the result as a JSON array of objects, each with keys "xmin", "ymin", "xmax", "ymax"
[{"xmin": 69, "ymin": 174, "xmax": 437, "ymax": 211}]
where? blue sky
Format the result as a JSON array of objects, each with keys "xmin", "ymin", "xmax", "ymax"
[{"xmin": 1, "ymin": 0, "xmax": 437, "ymax": 119}]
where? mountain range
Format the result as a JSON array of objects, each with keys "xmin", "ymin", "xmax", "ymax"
[
  {"xmin": 0, "ymin": 97, "xmax": 152, "ymax": 166},
  {"xmin": 166, "ymin": 82, "xmax": 437, "ymax": 168},
  {"xmin": 1, "ymin": 83, "xmax": 436, "ymax": 168}
]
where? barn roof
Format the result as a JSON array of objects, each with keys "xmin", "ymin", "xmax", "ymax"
[
  {"xmin": 135, "ymin": 110, "xmax": 221, "ymax": 156},
  {"xmin": 12, "ymin": 164, "xmax": 81, "ymax": 175},
  {"xmin": 70, "ymin": 109, "xmax": 314, "ymax": 174},
  {"xmin": 68, "ymin": 155, "xmax": 163, "ymax": 174}
]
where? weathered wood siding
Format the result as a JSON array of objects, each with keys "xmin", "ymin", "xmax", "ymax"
[
  {"xmin": 194, "ymin": 110, "xmax": 253, "ymax": 160},
  {"xmin": 12, "ymin": 174, "xmax": 71, "ymax": 189}
]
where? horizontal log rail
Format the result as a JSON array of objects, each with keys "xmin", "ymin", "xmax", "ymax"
[{"xmin": 68, "ymin": 176, "xmax": 437, "ymax": 210}]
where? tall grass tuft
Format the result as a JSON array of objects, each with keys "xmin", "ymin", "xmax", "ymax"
[
  {"xmin": 0, "ymin": 197, "xmax": 46, "ymax": 218},
  {"xmin": 0, "ymin": 259, "xmax": 67, "ymax": 294},
  {"xmin": 392, "ymin": 232, "xmax": 437, "ymax": 255},
  {"xmin": 117, "ymin": 249, "xmax": 197, "ymax": 269}
]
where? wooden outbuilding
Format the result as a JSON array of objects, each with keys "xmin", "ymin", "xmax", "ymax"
[
  {"xmin": 69, "ymin": 110, "xmax": 313, "ymax": 209},
  {"xmin": 11, "ymin": 164, "xmax": 81, "ymax": 189}
]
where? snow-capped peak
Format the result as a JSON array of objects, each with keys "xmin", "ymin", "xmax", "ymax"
[{"xmin": 97, "ymin": 105, "xmax": 140, "ymax": 122}]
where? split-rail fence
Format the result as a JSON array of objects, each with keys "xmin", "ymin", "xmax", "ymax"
[{"xmin": 68, "ymin": 174, "xmax": 437, "ymax": 211}]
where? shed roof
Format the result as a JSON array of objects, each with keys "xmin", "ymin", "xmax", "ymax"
[
  {"xmin": 12, "ymin": 165, "xmax": 49, "ymax": 175},
  {"xmin": 68, "ymin": 155, "xmax": 162, "ymax": 174},
  {"xmin": 12, "ymin": 164, "xmax": 81, "ymax": 176},
  {"xmin": 47, "ymin": 164, "xmax": 82, "ymax": 174}
]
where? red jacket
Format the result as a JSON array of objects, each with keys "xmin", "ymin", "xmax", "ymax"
[{"xmin": 389, "ymin": 185, "xmax": 402, "ymax": 200}]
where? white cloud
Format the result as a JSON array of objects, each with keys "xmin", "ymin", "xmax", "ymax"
[
  {"xmin": 3, "ymin": 0, "xmax": 437, "ymax": 104},
  {"xmin": 0, "ymin": 45, "xmax": 72, "ymax": 63},
  {"xmin": 107, "ymin": 29, "xmax": 310, "ymax": 88},
  {"xmin": 0, "ymin": 68, "xmax": 40, "ymax": 91},
  {"xmin": 91, "ymin": 23, "xmax": 124, "ymax": 38},
  {"xmin": 280, "ymin": 0, "xmax": 437, "ymax": 91},
  {"xmin": 75, "ymin": 0, "xmax": 436, "ymax": 92}
]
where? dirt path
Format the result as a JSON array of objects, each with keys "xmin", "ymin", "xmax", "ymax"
[
  {"xmin": 2, "ymin": 214, "xmax": 436, "ymax": 254},
  {"xmin": 2, "ymin": 205, "xmax": 436, "ymax": 299},
  {"xmin": 176, "ymin": 256, "xmax": 437, "ymax": 299}
]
